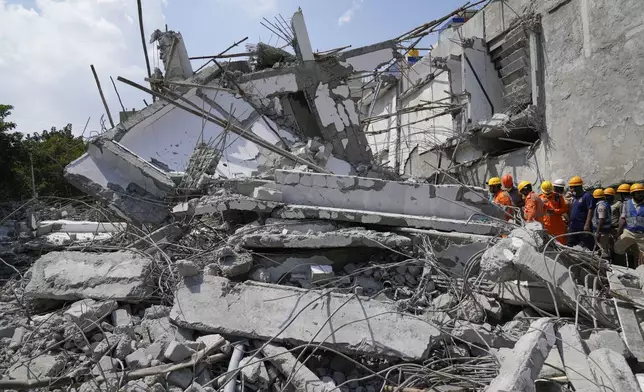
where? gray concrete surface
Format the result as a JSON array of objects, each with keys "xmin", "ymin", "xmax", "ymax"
[
  {"xmin": 588, "ymin": 348, "xmax": 641, "ymax": 392},
  {"xmin": 558, "ymin": 324, "xmax": 601, "ymax": 392},
  {"xmin": 487, "ymin": 318, "xmax": 555, "ymax": 392},
  {"xmin": 170, "ymin": 275, "xmax": 442, "ymax": 360},
  {"xmin": 259, "ymin": 343, "xmax": 329, "ymax": 392},
  {"xmin": 25, "ymin": 251, "xmax": 153, "ymax": 301}
]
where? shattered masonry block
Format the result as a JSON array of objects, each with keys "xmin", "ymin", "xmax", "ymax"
[
  {"xmin": 171, "ymin": 275, "xmax": 441, "ymax": 360},
  {"xmin": 164, "ymin": 340, "xmax": 200, "ymax": 362},
  {"xmin": 586, "ymin": 330, "xmax": 629, "ymax": 358},
  {"xmin": 252, "ymin": 186, "xmax": 283, "ymax": 202},
  {"xmin": 64, "ymin": 299, "xmax": 118, "ymax": 331},
  {"xmin": 111, "ymin": 308, "xmax": 132, "ymax": 327},
  {"xmin": 260, "ymin": 343, "xmax": 329, "ymax": 392},
  {"xmin": 25, "ymin": 251, "xmax": 153, "ymax": 301}
]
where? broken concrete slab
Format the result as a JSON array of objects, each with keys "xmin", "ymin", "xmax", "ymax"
[
  {"xmin": 480, "ymin": 238, "xmax": 519, "ymax": 282},
  {"xmin": 493, "ymin": 281, "xmax": 572, "ymax": 313},
  {"xmin": 232, "ymin": 228, "xmax": 412, "ymax": 250},
  {"xmin": 25, "ymin": 251, "xmax": 153, "ymax": 301},
  {"xmin": 164, "ymin": 340, "xmax": 200, "ymax": 362},
  {"xmin": 512, "ymin": 244, "xmax": 612, "ymax": 327},
  {"xmin": 259, "ymin": 343, "xmax": 329, "ymax": 392},
  {"xmin": 608, "ymin": 271, "xmax": 644, "ymax": 363},
  {"xmin": 213, "ymin": 248, "xmax": 253, "ymax": 278},
  {"xmin": 252, "ymin": 186, "xmax": 283, "ymax": 202},
  {"xmin": 449, "ymin": 320, "xmax": 515, "ymax": 349},
  {"xmin": 112, "ymin": 307, "xmax": 132, "ymax": 327},
  {"xmin": 36, "ymin": 220, "xmax": 127, "ymax": 236},
  {"xmin": 64, "ymin": 299, "xmax": 118, "ymax": 331},
  {"xmin": 487, "ymin": 318, "xmax": 555, "ymax": 392},
  {"xmin": 586, "ymin": 330, "xmax": 629, "ymax": 358},
  {"xmin": 557, "ymin": 324, "xmax": 601, "ymax": 392},
  {"xmin": 8, "ymin": 354, "xmax": 61, "ymax": 380},
  {"xmin": 273, "ymin": 170, "xmax": 503, "ymax": 221},
  {"xmin": 170, "ymin": 275, "xmax": 441, "ymax": 360},
  {"xmin": 588, "ymin": 348, "xmax": 641, "ymax": 392}
]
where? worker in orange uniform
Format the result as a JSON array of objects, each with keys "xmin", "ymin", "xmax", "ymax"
[
  {"xmin": 488, "ymin": 177, "xmax": 513, "ymax": 221},
  {"xmin": 518, "ymin": 181, "xmax": 544, "ymax": 223},
  {"xmin": 502, "ymin": 174, "xmax": 524, "ymax": 210},
  {"xmin": 539, "ymin": 181, "xmax": 568, "ymax": 244}
]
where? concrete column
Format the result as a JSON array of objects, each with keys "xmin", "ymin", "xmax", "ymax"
[{"xmin": 291, "ymin": 10, "xmax": 314, "ymax": 62}]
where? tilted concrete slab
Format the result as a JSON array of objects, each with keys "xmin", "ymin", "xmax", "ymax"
[
  {"xmin": 558, "ymin": 324, "xmax": 601, "ymax": 392},
  {"xmin": 588, "ymin": 348, "xmax": 641, "ymax": 392},
  {"xmin": 170, "ymin": 275, "xmax": 441, "ymax": 360},
  {"xmin": 274, "ymin": 170, "xmax": 503, "ymax": 221},
  {"xmin": 493, "ymin": 281, "xmax": 573, "ymax": 313},
  {"xmin": 258, "ymin": 343, "xmax": 328, "ymax": 392},
  {"xmin": 25, "ymin": 251, "xmax": 153, "ymax": 301},
  {"xmin": 607, "ymin": 271, "xmax": 644, "ymax": 363},
  {"xmin": 174, "ymin": 195, "xmax": 503, "ymax": 235},
  {"xmin": 487, "ymin": 318, "xmax": 555, "ymax": 392}
]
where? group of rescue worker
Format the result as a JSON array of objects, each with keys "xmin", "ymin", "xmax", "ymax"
[{"xmin": 487, "ymin": 174, "xmax": 644, "ymax": 266}]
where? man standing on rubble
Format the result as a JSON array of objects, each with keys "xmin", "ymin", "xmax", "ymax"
[
  {"xmin": 502, "ymin": 174, "xmax": 524, "ymax": 210},
  {"xmin": 488, "ymin": 177, "xmax": 513, "ymax": 221},
  {"xmin": 518, "ymin": 181, "xmax": 544, "ymax": 223},
  {"xmin": 567, "ymin": 176, "xmax": 595, "ymax": 249},
  {"xmin": 592, "ymin": 189, "xmax": 612, "ymax": 258},
  {"xmin": 615, "ymin": 183, "xmax": 644, "ymax": 265},
  {"xmin": 612, "ymin": 184, "xmax": 632, "ymax": 227},
  {"xmin": 539, "ymin": 181, "xmax": 568, "ymax": 244}
]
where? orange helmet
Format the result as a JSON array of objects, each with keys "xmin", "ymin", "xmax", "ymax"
[
  {"xmin": 618, "ymin": 184, "xmax": 631, "ymax": 193},
  {"xmin": 502, "ymin": 174, "xmax": 514, "ymax": 189},
  {"xmin": 604, "ymin": 188, "xmax": 616, "ymax": 196},
  {"xmin": 569, "ymin": 176, "xmax": 583, "ymax": 187}
]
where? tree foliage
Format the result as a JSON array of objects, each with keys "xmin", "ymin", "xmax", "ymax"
[{"xmin": 0, "ymin": 105, "xmax": 86, "ymax": 201}]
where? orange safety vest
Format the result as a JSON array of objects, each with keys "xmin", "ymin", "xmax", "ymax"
[
  {"xmin": 540, "ymin": 193, "xmax": 568, "ymax": 244},
  {"xmin": 493, "ymin": 190, "xmax": 513, "ymax": 221}
]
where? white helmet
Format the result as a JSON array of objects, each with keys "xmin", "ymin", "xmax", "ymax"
[{"xmin": 553, "ymin": 179, "xmax": 566, "ymax": 188}]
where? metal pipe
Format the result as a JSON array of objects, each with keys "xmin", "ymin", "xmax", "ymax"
[
  {"xmin": 117, "ymin": 76, "xmax": 329, "ymax": 173},
  {"xmin": 189, "ymin": 52, "xmax": 253, "ymax": 60},
  {"xmin": 136, "ymin": 0, "xmax": 154, "ymax": 102},
  {"xmin": 90, "ymin": 65, "xmax": 115, "ymax": 128},
  {"xmin": 223, "ymin": 341, "xmax": 246, "ymax": 392}
]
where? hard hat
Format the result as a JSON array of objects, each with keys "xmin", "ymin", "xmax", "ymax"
[
  {"xmin": 568, "ymin": 176, "xmax": 583, "ymax": 187},
  {"xmin": 518, "ymin": 181, "xmax": 531, "ymax": 192},
  {"xmin": 618, "ymin": 183, "xmax": 632, "ymax": 193},
  {"xmin": 501, "ymin": 174, "xmax": 514, "ymax": 189},
  {"xmin": 631, "ymin": 183, "xmax": 644, "ymax": 193},
  {"xmin": 592, "ymin": 189, "xmax": 605, "ymax": 199},
  {"xmin": 604, "ymin": 187, "xmax": 616, "ymax": 196},
  {"xmin": 541, "ymin": 181, "xmax": 554, "ymax": 194},
  {"xmin": 488, "ymin": 177, "xmax": 502, "ymax": 186},
  {"xmin": 553, "ymin": 179, "xmax": 566, "ymax": 188}
]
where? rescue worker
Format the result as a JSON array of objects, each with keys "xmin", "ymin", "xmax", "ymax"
[
  {"xmin": 612, "ymin": 184, "xmax": 633, "ymax": 266},
  {"xmin": 567, "ymin": 176, "xmax": 595, "ymax": 249},
  {"xmin": 518, "ymin": 181, "xmax": 544, "ymax": 223},
  {"xmin": 502, "ymin": 174, "xmax": 524, "ymax": 210},
  {"xmin": 553, "ymin": 179, "xmax": 566, "ymax": 196},
  {"xmin": 539, "ymin": 181, "xmax": 568, "ymax": 244},
  {"xmin": 591, "ymin": 189, "xmax": 612, "ymax": 258},
  {"xmin": 615, "ymin": 183, "xmax": 644, "ymax": 266},
  {"xmin": 604, "ymin": 187, "xmax": 619, "ymax": 228},
  {"xmin": 488, "ymin": 177, "xmax": 513, "ymax": 221}
]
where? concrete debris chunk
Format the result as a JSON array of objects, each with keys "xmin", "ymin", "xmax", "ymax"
[
  {"xmin": 8, "ymin": 354, "xmax": 61, "ymax": 380},
  {"xmin": 586, "ymin": 330, "xmax": 630, "ymax": 358},
  {"xmin": 176, "ymin": 260, "xmax": 200, "ymax": 278},
  {"xmin": 168, "ymin": 368, "xmax": 194, "ymax": 389},
  {"xmin": 487, "ymin": 318, "xmax": 555, "ymax": 392},
  {"xmin": 479, "ymin": 238, "xmax": 518, "ymax": 282},
  {"xmin": 112, "ymin": 307, "xmax": 132, "ymax": 327},
  {"xmin": 164, "ymin": 340, "xmax": 200, "ymax": 362},
  {"xmin": 310, "ymin": 265, "xmax": 334, "ymax": 283},
  {"xmin": 588, "ymin": 348, "xmax": 641, "ymax": 392},
  {"xmin": 558, "ymin": 324, "xmax": 601, "ymax": 392},
  {"xmin": 126, "ymin": 348, "xmax": 151, "ymax": 369},
  {"xmin": 64, "ymin": 299, "xmax": 118, "ymax": 331},
  {"xmin": 239, "ymin": 356, "xmax": 261, "ymax": 383},
  {"xmin": 92, "ymin": 356, "xmax": 118, "ymax": 376},
  {"xmin": 215, "ymin": 247, "xmax": 253, "ymax": 277},
  {"xmin": 259, "ymin": 343, "xmax": 330, "ymax": 392},
  {"xmin": 252, "ymin": 186, "xmax": 283, "ymax": 202},
  {"xmin": 171, "ymin": 275, "xmax": 441, "ymax": 360},
  {"xmin": 25, "ymin": 251, "xmax": 153, "ymax": 301}
]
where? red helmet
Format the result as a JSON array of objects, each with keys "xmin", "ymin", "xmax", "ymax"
[{"xmin": 502, "ymin": 174, "xmax": 513, "ymax": 189}]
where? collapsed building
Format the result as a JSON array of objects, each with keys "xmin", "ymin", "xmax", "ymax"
[{"xmin": 1, "ymin": 0, "xmax": 644, "ymax": 391}]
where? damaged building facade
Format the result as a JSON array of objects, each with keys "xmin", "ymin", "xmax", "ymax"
[{"xmin": 363, "ymin": 0, "xmax": 644, "ymax": 185}]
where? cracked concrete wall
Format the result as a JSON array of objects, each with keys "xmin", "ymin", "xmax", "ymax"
[{"xmin": 274, "ymin": 170, "xmax": 503, "ymax": 221}]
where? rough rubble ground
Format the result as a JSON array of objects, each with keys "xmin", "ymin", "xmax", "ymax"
[{"xmin": 0, "ymin": 197, "xmax": 643, "ymax": 392}]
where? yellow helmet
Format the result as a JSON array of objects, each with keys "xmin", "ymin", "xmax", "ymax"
[
  {"xmin": 617, "ymin": 183, "xmax": 631, "ymax": 193},
  {"xmin": 540, "ymin": 181, "xmax": 554, "ymax": 194},
  {"xmin": 604, "ymin": 187, "xmax": 616, "ymax": 196},
  {"xmin": 631, "ymin": 183, "xmax": 644, "ymax": 193},
  {"xmin": 569, "ymin": 176, "xmax": 583, "ymax": 187},
  {"xmin": 518, "ymin": 181, "xmax": 531, "ymax": 192},
  {"xmin": 592, "ymin": 189, "xmax": 605, "ymax": 199},
  {"xmin": 487, "ymin": 177, "xmax": 502, "ymax": 186}
]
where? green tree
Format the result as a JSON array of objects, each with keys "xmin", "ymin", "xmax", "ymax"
[{"xmin": 0, "ymin": 105, "xmax": 86, "ymax": 201}]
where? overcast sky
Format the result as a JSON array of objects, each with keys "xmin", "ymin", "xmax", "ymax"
[{"xmin": 0, "ymin": 0, "xmax": 465, "ymax": 137}]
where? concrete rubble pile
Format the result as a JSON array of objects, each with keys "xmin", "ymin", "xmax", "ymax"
[{"xmin": 3, "ymin": 4, "xmax": 644, "ymax": 392}]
